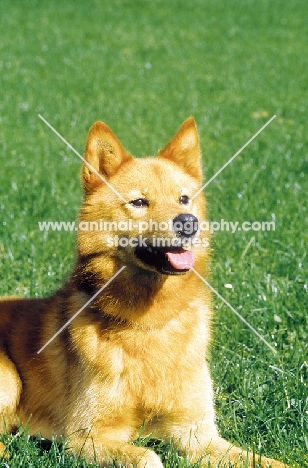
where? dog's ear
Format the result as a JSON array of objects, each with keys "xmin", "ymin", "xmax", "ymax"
[
  {"xmin": 82, "ymin": 121, "xmax": 132, "ymax": 191},
  {"xmin": 158, "ymin": 117, "xmax": 202, "ymax": 182}
]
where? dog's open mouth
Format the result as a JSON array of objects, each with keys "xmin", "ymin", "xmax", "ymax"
[{"xmin": 135, "ymin": 245, "xmax": 195, "ymax": 275}]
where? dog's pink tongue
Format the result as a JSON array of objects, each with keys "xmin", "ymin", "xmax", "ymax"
[{"xmin": 166, "ymin": 250, "xmax": 195, "ymax": 270}]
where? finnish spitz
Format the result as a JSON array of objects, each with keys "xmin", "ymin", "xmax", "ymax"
[{"xmin": 0, "ymin": 119, "xmax": 289, "ymax": 467}]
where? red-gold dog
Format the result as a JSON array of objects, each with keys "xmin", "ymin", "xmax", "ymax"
[{"xmin": 0, "ymin": 119, "xmax": 289, "ymax": 467}]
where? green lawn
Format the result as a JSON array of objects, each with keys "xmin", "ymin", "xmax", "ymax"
[{"xmin": 0, "ymin": 0, "xmax": 307, "ymax": 466}]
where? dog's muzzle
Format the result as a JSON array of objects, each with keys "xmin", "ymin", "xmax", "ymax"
[{"xmin": 134, "ymin": 214, "xmax": 199, "ymax": 275}]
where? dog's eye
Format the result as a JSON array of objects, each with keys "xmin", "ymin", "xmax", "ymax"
[
  {"xmin": 130, "ymin": 198, "xmax": 149, "ymax": 207},
  {"xmin": 179, "ymin": 195, "xmax": 190, "ymax": 205}
]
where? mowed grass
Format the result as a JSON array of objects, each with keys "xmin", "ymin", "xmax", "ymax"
[{"xmin": 0, "ymin": 0, "xmax": 307, "ymax": 467}]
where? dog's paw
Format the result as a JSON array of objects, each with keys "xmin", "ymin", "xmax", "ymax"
[{"xmin": 134, "ymin": 448, "xmax": 164, "ymax": 468}]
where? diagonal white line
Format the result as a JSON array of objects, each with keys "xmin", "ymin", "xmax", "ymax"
[
  {"xmin": 38, "ymin": 114, "xmax": 127, "ymax": 202},
  {"xmin": 191, "ymin": 267, "xmax": 277, "ymax": 354},
  {"xmin": 240, "ymin": 236, "xmax": 255, "ymax": 261},
  {"xmin": 192, "ymin": 115, "xmax": 276, "ymax": 199},
  {"xmin": 37, "ymin": 266, "xmax": 126, "ymax": 354}
]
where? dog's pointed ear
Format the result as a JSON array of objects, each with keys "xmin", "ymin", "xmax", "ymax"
[
  {"xmin": 158, "ymin": 117, "xmax": 202, "ymax": 182},
  {"xmin": 82, "ymin": 121, "xmax": 132, "ymax": 191}
]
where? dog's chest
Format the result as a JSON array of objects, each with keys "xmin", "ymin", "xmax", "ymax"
[{"xmin": 79, "ymin": 320, "xmax": 203, "ymax": 417}]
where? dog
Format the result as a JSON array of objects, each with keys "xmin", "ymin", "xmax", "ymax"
[{"xmin": 0, "ymin": 118, "xmax": 289, "ymax": 467}]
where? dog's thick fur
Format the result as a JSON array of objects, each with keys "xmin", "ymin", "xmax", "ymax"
[{"xmin": 0, "ymin": 119, "xmax": 289, "ymax": 467}]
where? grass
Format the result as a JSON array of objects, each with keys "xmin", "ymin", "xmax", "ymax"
[{"xmin": 0, "ymin": 0, "xmax": 307, "ymax": 466}]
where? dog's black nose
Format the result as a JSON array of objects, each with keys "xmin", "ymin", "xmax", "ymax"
[{"xmin": 173, "ymin": 214, "xmax": 199, "ymax": 238}]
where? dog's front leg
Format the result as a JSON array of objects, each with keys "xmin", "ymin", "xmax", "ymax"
[{"xmin": 173, "ymin": 423, "xmax": 290, "ymax": 468}]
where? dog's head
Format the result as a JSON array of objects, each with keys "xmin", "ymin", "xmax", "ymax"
[{"xmin": 77, "ymin": 118, "xmax": 209, "ymax": 279}]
